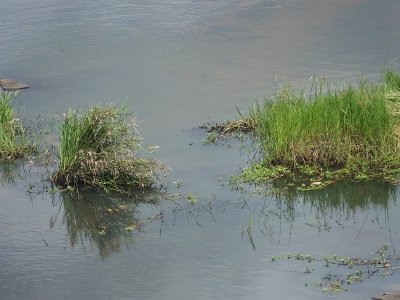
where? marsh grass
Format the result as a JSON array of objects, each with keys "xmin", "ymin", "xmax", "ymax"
[
  {"xmin": 241, "ymin": 70, "xmax": 400, "ymax": 186},
  {"xmin": 384, "ymin": 70, "xmax": 400, "ymax": 93},
  {"xmin": 250, "ymin": 83, "xmax": 396, "ymax": 167},
  {"xmin": 383, "ymin": 70, "xmax": 400, "ymax": 115},
  {"xmin": 0, "ymin": 91, "xmax": 30, "ymax": 159},
  {"xmin": 52, "ymin": 104, "xmax": 160, "ymax": 194}
]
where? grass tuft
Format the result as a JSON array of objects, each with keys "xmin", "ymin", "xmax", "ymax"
[
  {"xmin": 383, "ymin": 70, "xmax": 400, "ymax": 115},
  {"xmin": 52, "ymin": 104, "xmax": 160, "ymax": 194},
  {"xmin": 240, "ymin": 70, "xmax": 400, "ymax": 186},
  {"xmin": 0, "ymin": 91, "xmax": 30, "ymax": 159}
]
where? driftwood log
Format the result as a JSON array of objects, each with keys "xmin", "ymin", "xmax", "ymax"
[{"xmin": 0, "ymin": 79, "xmax": 29, "ymax": 91}]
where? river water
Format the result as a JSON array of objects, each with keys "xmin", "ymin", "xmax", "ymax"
[{"xmin": 1, "ymin": 0, "xmax": 400, "ymax": 299}]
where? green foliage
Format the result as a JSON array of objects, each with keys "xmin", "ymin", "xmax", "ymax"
[
  {"xmin": 52, "ymin": 104, "xmax": 159, "ymax": 194},
  {"xmin": 383, "ymin": 70, "xmax": 400, "ymax": 93},
  {"xmin": 250, "ymin": 82, "xmax": 396, "ymax": 168},
  {"xmin": 233, "ymin": 163, "xmax": 290, "ymax": 184},
  {"xmin": 384, "ymin": 70, "xmax": 400, "ymax": 115},
  {"xmin": 202, "ymin": 131, "xmax": 219, "ymax": 144},
  {"xmin": 186, "ymin": 193, "xmax": 197, "ymax": 204},
  {"xmin": 0, "ymin": 92, "xmax": 30, "ymax": 159},
  {"xmin": 242, "ymin": 71, "xmax": 400, "ymax": 186}
]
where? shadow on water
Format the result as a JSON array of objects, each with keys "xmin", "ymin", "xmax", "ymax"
[{"xmin": 50, "ymin": 191, "xmax": 161, "ymax": 259}]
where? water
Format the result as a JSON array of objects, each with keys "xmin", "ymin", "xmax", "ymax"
[{"xmin": 1, "ymin": 0, "xmax": 400, "ymax": 299}]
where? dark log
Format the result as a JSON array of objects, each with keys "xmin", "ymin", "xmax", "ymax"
[{"xmin": 0, "ymin": 79, "xmax": 29, "ymax": 91}]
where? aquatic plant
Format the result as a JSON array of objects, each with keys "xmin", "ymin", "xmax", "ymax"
[
  {"xmin": 200, "ymin": 118, "xmax": 254, "ymax": 144},
  {"xmin": 0, "ymin": 91, "xmax": 30, "ymax": 159},
  {"xmin": 272, "ymin": 244, "xmax": 396, "ymax": 294},
  {"xmin": 231, "ymin": 70, "xmax": 400, "ymax": 187},
  {"xmin": 250, "ymin": 82, "xmax": 396, "ymax": 168},
  {"xmin": 52, "ymin": 104, "xmax": 160, "ymax": 194}
]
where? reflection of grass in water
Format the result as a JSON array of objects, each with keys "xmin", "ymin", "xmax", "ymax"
[
  {"xmin": 283, "ymin": 181, "xmax": 395, "ymax": 216},
  {"xmin": 262, "ymin": 183, "xmax": 398, "ymax": 294},
  {"xmin": 256, "ymin": 181, "xmax": 396, "ymax": 241},
  {"xmin": 0, "ymin": 161, "xmax": 23, "ymax": 185},
  {"xmin": 54, "ymin": 192, "xmax": 159, "ymax": 259}
]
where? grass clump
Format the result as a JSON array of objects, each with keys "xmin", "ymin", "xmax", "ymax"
[
  {"xmin": 383, "ymin": 70, "xmax": 400, "ymax": 115},
  {"xmin": 240, "ymin": 71, "xmax": 400, "ymax": 187},
  {"xmin": 250, "ymin": 82, "xmax": 395, "ymax": 167},
  {"xmin": 0, "ymin": 91, "xmax": 30, "ymax": 159},
  {"xmin": 52, "ymin": 104, "xmax": 160, "ymax": 194}
]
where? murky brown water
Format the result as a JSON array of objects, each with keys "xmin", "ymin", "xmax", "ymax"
[{"xmin": 1, "ymin": 0, "xmax": 400, "ymax": 299}]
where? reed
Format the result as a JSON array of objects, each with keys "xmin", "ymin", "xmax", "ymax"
[{"xmin": 52, "ymin": 104, "xmax": 159, "ymax": 193}]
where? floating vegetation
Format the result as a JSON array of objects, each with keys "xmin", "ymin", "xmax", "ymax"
[
  {"xmin": 272, "ymin": 244, "xmax": 399, "ymax": 294},
  {"xmin": 185, "ymin": 193, "xmax": 197, "ymax": 205},
  {"xmin": 199, "ymin": 118, "xmax": 254, "ymax": 144},
  {"xmin": 51, "ymin": 104, "xmax": 162, "ymax": 194},
  {"xmin": 224, "ymin": 70, "xmax": 400, "ymax": 189},
  {"xmin": 0, "ymin": 91, "xmax": 32, "ymax": 159}
]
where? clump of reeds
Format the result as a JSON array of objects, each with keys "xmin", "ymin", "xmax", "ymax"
[
  {"xmin": 52, "ymin": 104, "xmax": 159, "ymax": 194},
  {"xmin": 0, "ymin": 91, "xmax": 30, "ymax": 159},
  {"xmin": 248, "ymin": 72, "xmax": 400, "ymax": 173}
]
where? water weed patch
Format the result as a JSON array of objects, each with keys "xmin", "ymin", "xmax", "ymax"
[{"xmin": 272, "ymin": 244, "xmax": 397, "ymax": 294}]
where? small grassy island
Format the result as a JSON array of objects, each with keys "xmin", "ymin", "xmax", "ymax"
[
  {"xmin": 51, "ymin": 104, "xmax": 160, "ymax": 194},
  {"xmin": 211, "ymin": 71, "xmax": 400, "ymax": 189}
]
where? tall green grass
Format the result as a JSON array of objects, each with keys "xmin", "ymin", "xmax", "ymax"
[
  {"xmin": 248, "ymin": 72, "xmax": 400, "ymax": 172},
  {"xmin": 384, "ymin": 70, "xmax": 400, "ymax": 93},
  {"xmin": 383, "ymin": 70, "xmax": 400, "ymax": 115},
  {"xmin": 52, "ymin": 104, "xmax": 159, "ymax": 193},
  {"xmin": 0, "ymin": 92, "xmax": 29, "ymax": 159}
]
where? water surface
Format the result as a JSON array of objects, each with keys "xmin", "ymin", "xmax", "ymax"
[{"xmin": 1, "ymin": 0, "xmax": 400, "ymax": 299}]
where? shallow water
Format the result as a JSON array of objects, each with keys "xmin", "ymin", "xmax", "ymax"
[{"xmin": 1, "ymin": 0, "xmax": 400, "ymax": 299}]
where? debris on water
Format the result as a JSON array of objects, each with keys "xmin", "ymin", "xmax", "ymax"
[
  {"xmin": 146, "ymin": 212, "xmax": 163, "ymax": 220},
  {"xmin": 372, "ymin": 292, "xmax": 400, "ymax": 300},
  {"xmin": 0, "ymin": 79, "xmax": 29, "ymax": 91}
]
